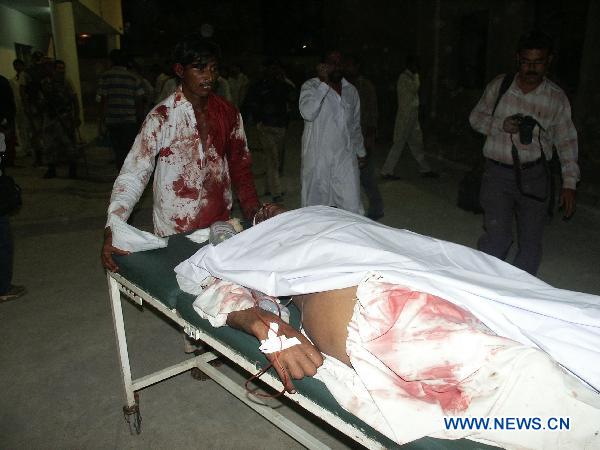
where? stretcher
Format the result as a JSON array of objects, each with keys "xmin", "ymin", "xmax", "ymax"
[{"xmin": 107, "ymin": 231, "xmax": 498, "ymax": 449}]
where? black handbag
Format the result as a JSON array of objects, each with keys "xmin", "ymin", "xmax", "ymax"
[
  {"xmin": 458, "ymin": 73, "xmax": 514, "ymax": 214},
  {"xmin": 0, "ymin": 172, "xmax": 22, "ymax": 215},
  {"xmin": 457, "ymin": 163, "xmax": 484, "ymax": 214}
]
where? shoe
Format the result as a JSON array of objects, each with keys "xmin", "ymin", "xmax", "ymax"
[
  {"xmin": 43, "ymin": 166, "xmax": 57, "ymax": 179},
  {"xmin": 421, "ymin": 171, "xmax": 440, "ymax": 179},
  {"xmin": 367, "ymin": 212, "xmax": 384, "ymax": 221},
  {"xmin": 0, "ymin": 285, "xmax": 27, "ymax": 303},
  {"xmin": 381, "ymin": 173, "xmax": 402, "ymax": 181}
]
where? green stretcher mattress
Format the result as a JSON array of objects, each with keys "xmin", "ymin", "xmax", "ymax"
[{"xmin": 114, "ymin": 232, "xmax": 498, "ymax": 450}]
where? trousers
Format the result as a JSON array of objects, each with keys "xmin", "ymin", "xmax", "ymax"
[
  {"xmin": 256, "ymin": 123, "xmax": 285, "ymax": 197},
  {"xmin": 478, "ymin": 159, "xmax": 549, "ymax": 274},
  {"xmin": 359, "ymin": 157, "xmax": 383, "ymax": 217},
  {"xmin": 43, "ymin": 115, "xmax": 77, "ymax": 165},
  {"xmin": 381, "ymin": 108, "xmax": 431, "ymax": 175}
]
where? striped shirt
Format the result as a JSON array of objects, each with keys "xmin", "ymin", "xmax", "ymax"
[
  {"xmin": 469, "ymin": 74, "xmax": 580, "ymax": 189},
  {"xmin": 96, "ymin": 66, "xmax": 144, "ymax": 124}
]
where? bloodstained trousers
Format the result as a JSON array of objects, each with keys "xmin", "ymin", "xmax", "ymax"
[{"xmin": 478, "ymin": 159, "xmax": 549, "ymax": 275}]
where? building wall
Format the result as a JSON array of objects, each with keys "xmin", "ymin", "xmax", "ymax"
[
  {"xmin": 79, "ymin": 0, "xmax": 123, "ymax": 33},
  {"xmin": 0, "ymin": 4, "xmax": 51, "ymax": 78}
]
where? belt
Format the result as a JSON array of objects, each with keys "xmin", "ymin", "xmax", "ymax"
[{"xmin": 487, "ymin": 157, "xmax": 544, "ymax": 170}]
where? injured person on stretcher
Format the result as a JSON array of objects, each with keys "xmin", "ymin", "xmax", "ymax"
[{"xmin": 175, "ymin": 206, "xmax": 600, "ymax": 449}]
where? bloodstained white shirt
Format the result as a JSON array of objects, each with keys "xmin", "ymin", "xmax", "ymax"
[{"xmin": 107, "ymin": 87, "xmax": 259, "ymax": 237}]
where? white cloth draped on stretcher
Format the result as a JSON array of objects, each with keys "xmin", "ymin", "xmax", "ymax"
[
  {"xmin": 175, "ymin": 206, "xmax": 600, "ymax": 448},
  {"xmin": 174, "ymin": 206, "xmax": 600, "ymax": 393}
]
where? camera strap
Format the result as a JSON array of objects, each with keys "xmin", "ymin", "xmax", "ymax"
[{"xmin": 510, "ymin": 130, "xmax": 555, "ymax": 216}]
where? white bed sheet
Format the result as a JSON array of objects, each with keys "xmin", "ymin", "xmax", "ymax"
[{"xmin": 174, "ymin": 206, "xmax": 600, "ymax": 392}]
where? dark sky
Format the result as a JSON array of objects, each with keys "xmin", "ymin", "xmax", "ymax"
[{"xmin": 120, "ymin": 0, "xmax": 325, "ymax": 59}]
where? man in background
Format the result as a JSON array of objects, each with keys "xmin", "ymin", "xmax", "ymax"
[
  {"xmin": 345, "ymin": 54, "xmax": 384, "ymax": 220},
  {"xmin": 381, "ymin": 55, "xmax": 438, "ymax": 180},
  {"xmin": 40, "ymin": 60, "xmax": 80, "ymax": 179},
  {"xmin": 299, "ymin": 50, "xmax": 366, "ymax": 214},
  {"xmin": 10, "ymin": 59, "xmax": 31, "ymax": 161},
  {"xmin": 21, "ymin": 51, "xmax": 46, "ymax": 167},
  {"xmin": 227, "ymin": 62, "xmax": 249, "ymax": 109},
  {"xmin": 245, "ymin": 59, "xmax": 293, "ymax": 202},
  {"xmin": 96, "ymin": 49, "xmax": 144, "ymax": 170}
]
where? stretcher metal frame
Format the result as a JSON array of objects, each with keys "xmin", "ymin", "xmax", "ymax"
[{"xmin": 107, "ymin": 270, "xmax": 388, "ymax": 450}]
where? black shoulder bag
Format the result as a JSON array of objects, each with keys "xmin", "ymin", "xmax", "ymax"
[{"xmin": 457, "ymin": 74, "xmax": 513, "ymax": 213}]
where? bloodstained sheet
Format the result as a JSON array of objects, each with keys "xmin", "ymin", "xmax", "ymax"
[{"xmin": 347, "ymin": 278, "xmax": 515, "ymax": 416}]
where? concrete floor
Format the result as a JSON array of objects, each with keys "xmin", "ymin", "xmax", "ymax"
[{"xmin": 2, "ymin": 121, "xmax": 600, "ymax": 449}]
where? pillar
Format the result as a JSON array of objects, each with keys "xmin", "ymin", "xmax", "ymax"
[{"xmin": 49, "ymin": 0, "xmax": 84, "ymax": 125}]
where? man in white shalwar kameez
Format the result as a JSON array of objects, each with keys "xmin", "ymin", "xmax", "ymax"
[
  {"xmin": 299, "ymin": 51, "xmax": 366, "ymax": 214},
  {"xmin": 381, "ymin": 55, "xmax": 438, "ymax": 179}
]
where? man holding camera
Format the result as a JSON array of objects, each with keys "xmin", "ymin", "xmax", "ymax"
[{"xmin": 469, "ymin": 30, "xmax": 579, "ymax": 275}]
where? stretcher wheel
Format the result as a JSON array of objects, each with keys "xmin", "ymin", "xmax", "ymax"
[{"xmin": 123, "ymin": 392, "xmax": 142, "ymax": 434}]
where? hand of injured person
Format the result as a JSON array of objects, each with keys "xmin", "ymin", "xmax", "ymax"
[
  {"xmin": 253, "ymin": 203, "xmax": 286, "ymax": 225},
  {"xmin": 227, "ymin": 307, "xmax": 324, "ymax": 393}
]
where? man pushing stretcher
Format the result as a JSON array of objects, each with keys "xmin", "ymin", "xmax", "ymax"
[{"xmin": 175, "ymin": 206, "xmax": 600, "ymax": 449}]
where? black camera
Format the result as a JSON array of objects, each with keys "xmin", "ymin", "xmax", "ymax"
[{"xmin": 512, "ymin": 114, "xmax": 539, "ymax": 145}]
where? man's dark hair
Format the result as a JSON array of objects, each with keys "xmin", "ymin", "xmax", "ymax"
[
  {"xmin": 13, "ymin": 59, "xmax": 24, "ymax": 67},
  {"xmin": 109, "ymin": 49, "xmax": 126, "ymax": 66},
  {"xmin": 517, "ymin": 30, "xmax": 554, "ymax": 54},
  {"xmin": 173, "ymin": 34, "xmax": 221, "ymax": 66}
]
